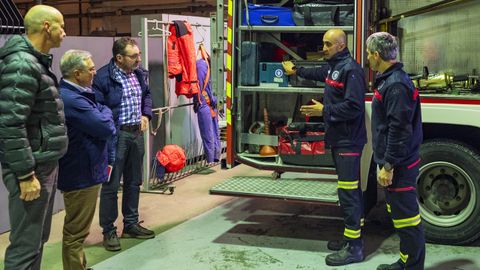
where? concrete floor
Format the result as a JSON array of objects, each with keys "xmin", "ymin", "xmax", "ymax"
[
  {"xmin": 92, "ymin": 197, "xmax": 480, "ymax": 270},
  {"xmin": 1, "ymin": 165, "xmax": 480, "ymax": 270}
]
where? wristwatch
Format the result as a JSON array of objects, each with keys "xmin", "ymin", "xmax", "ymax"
[{"xmin": 383, "ymin": 162, "xmax": 393, "ymax": 172}]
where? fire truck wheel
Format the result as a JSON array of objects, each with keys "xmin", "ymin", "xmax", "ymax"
[{"xmin": 418, "ymin": 140, "xmax": 480, "ymax": 245}]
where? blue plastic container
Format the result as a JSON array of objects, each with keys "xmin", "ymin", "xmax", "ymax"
[{"xmin": 243, "ymin": 4, "xmax": 295, "ymax": 26}]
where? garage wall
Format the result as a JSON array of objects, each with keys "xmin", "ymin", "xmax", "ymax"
[
  {"xmin": 1, "ymin": 14, "xmax": 212, "ymax": 233},
  {"xmin": 387, "ymin": 1, "xmax": 480, "ymax": 75}
]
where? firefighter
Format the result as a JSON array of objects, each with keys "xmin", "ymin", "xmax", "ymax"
[
  {"xmin": 367, "ymin": 32, "xmax": 425, "ymax": 270},
  {"xmin": 282, "ymin": 28, "xmax": 367, "ymax": 266}
]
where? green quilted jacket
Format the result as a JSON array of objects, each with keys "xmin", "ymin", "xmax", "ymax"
[{"xmin": 0, "ymin": 35, "xmax": 68, "ymax": 179}]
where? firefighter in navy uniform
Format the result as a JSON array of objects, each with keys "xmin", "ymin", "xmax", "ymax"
[
  {"xmin": 367, "ymin": 32, "xmax": 425, "ymax": 270},
  {"xmin": 283, "ymin": 28, "xmax": 367, "ymax": 267}
]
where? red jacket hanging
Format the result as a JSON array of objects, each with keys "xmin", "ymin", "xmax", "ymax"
[{"xmin": 167, "ymin": 20, "xmax": 199, "ymax": 98}]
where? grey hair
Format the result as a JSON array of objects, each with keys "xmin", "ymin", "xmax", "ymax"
[
  {"xmin": 366, "ymin": 32, "xmax": 399, "ymax": 61},
  {"xmin": 60, "ymin": 50, "xmax": 92, "ymax": 78}
]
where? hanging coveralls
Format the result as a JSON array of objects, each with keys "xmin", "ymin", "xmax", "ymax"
[
  {"xmin": 194, "ymin": 46, "xmax": 221, "ymax": 163},
  {"xmin": 296, "ymin": 48, "xmax": 367, "ymax": 250},
  {"xmin": 371, "ymin": 62, "xmax": 425, "ymax": 270},
  {"xmin": 167, "ymin": 20, "xmax": 199, "ymax": 98}
]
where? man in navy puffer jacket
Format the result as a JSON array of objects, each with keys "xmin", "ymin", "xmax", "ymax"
[{"xmin": 283, "ymin": 28, "xmax": 367, "ymax": 267}]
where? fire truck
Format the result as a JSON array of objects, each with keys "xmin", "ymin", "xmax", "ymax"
[{"xmin": 208, "ymin": 0, "xmax": 480, "ymax": 245}]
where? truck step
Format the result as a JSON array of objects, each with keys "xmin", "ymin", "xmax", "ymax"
[{"xmin": 210, "ymin": 176, "xmax": 339, "ymax": 203}]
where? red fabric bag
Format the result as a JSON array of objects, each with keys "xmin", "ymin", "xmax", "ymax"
[
  {"xmin": 278, "ymin": 122, "xmax": 333, "ymax": 166},
  {"xmin": 156, "ymin": 145, "xmax": 186, "ymax": 172}
]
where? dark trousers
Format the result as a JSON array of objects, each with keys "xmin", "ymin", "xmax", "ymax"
[
  {"xmin": 384, "ymin": 161, "xmax": 425, "ymax": 270},
  {"xmin": 99, "ymin": 130, "xmax": 144, "ymax": 234},
  {"xmin": 332, "ymin": 147, "xmax": 364, "ymax": 244},
  {"xmin": 2, "ymin": 161, "xmax": 58, "ymax": 270}
]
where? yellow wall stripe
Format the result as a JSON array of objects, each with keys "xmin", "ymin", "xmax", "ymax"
[
  {"xmin": 228, "ymin": 0, "xmax": 233, "ymax": 16},
  {"xmin": 227, "ymin": 54, "xmax": 232, "ymax": 70},
  {"xmin": 226, "ymin": 82, "xmax": 232, "ymax": 98},
  {"xmin": 226, "ymin": 108, "xmax": 232, "ymax": 125},
  {"xmin": 227, "ymin": 27, "xmax": 232, "ymax": 44}
]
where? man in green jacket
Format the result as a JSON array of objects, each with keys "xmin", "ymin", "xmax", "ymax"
[{"xmin": 0, "ymin": 5, "xmax": 67, "ymax": 270}]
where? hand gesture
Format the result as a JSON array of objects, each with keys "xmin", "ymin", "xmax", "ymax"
[
  {"xmin": 300, "ymin": 99, "xmax": 324, "ymax": 117},
  {"xmin": 282, "ymin": 61, "xmax": 296, "ymax": 76},
  {"xmin": 19, "ymin": 174, "xmax": 41, "ymax": 201}
]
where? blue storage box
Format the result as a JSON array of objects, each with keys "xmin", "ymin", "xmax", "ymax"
[
  {"xmin": 259, "ymin": 62, "xmax": 289, "ymax": 87},
  {"xmin": 243, "ymin": 4, "xmax": 295, "ymax": 26}
]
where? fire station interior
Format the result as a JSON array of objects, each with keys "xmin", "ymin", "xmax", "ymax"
[{"xmin": 1, "ymin": 0, "xmax": 480, "ymax": 269}]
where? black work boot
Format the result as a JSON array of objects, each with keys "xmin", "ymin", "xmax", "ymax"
[
  {"xmin": 103, "ymin": 231, "xmax": 121, "ymax": 251},
  {"xmin": 325, "ymin": 240, "xmax": 364, "ymax": 266},
  {"xmin": 327, "ymin": 239, "xmax": 347, "ymax": 251},
  {"xmin": 377, "ymin": 260, "xmax": 405, "ymax": 270},
  {"xmin": 122, "ymin": 222, "xmax": 155, "ymax": 239}
]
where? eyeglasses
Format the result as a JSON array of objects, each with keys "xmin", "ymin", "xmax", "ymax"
[{"xmin": 123, "ymin": 53, "xmax": 142, "ymax": 59}]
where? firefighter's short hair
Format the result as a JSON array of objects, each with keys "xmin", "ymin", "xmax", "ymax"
[{"xmin": 366, "ymin": 32, "xmax": 399, "ymax": 61}]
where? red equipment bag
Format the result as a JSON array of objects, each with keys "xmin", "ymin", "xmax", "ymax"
[
  {"xmin": 156, "ymin": 145, "xmax": 186, "ymax": 173},
  {"xmin": 278, "ymin": 122, "xmax": 334, "ymax": 166}
]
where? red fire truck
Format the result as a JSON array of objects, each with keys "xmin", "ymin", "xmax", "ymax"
[{"xmin": 209, "ymin": 0, "xmax": 480, "ymax": 245}]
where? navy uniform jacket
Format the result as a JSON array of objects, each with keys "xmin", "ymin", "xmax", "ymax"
[
  {"xmin": 58, "ymin": 80, "xmax": 116, "ymax": 191},
  {"xmin": 296, "ymin": 48, "xmax": 367, "ymax": 148},
  {"xmin": 92, "ymin": 59, "xmax": 152, "ymax": 164},
  {"xmin": 371, "ymin": 62, "xmax": 423, "ymax": 167}
]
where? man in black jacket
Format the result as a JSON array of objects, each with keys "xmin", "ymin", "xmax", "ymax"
[
  {"xmin": 367, "ymin": 32, "xmax": 425, "ymax": 270},
  {"xmin": 283, "ymin": 28, "xmax": 367, "ymax": 266},
  {"xmin": 0, "ymin": 5, "xmax": 67, "ymax": 270}
]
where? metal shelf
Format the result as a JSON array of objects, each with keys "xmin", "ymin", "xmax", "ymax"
[
  {"xmin": 239, "ymin": 85, "xmax": 324, "ymax": 94},
  {"xmin": 239, "ymin": 25, "xmax": 354, "ymax": 32}
]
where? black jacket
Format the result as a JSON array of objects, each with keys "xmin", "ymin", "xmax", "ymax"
[
  {"xmin": 0, "ymin": 35, "xmax": 68, "ymax": 179},
  {"xmin": 296, "ymin": 49, "xmax": 367, "ymax": 148},
  {"xmin": 371, "ymin": 63, "xmax": 423, "ymax": 167}
]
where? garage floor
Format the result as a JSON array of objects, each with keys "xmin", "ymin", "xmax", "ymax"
[{"xmin": 92, "ymin": 180, "xmax": 480, "ymax": 269}]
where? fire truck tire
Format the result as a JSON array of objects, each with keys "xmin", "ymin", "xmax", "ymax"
[{"xmin": 418, "ymin": 140, "xmax": 480, "ymax": 245}]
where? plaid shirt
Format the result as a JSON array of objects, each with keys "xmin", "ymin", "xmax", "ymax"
[{"xmin": 113, "ymin": 64, "xmax": 142, "ymax": 125}]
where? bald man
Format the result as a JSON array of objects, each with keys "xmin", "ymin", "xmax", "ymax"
[
  {"xmin": 0, "ymin": 5, "xmax": 67, "ymax": 270},
  {"xmin": 283, "ymin": 29, "xmax": 367, "ymax": 266}
]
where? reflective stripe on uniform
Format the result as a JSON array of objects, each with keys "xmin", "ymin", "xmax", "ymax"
[
  {"xmin": 344, "ymin": 228, "xmax": 361, "ymax": 239},
  {"xmin": 337, "ymin": 180, "xmax": 359, "ymax": 189},
  {"xmin": 393, "ymin": 214, "xmax": 421, "ymax": 229},
  {"xmin": 386, "ymin": 203, "xmax": 391, "ymax": 213},
  {"xmin": 400, "ymin": 251, "xmax": 409, "ymax": 263},
  {"xmin": 360, "ymin": 218, "xmax": 365, "ymax": 227}
]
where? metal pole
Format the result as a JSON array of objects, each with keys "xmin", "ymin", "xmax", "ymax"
[{"xmin": 141, "ymin": 17, "xmax": 151, "ymax": 191}]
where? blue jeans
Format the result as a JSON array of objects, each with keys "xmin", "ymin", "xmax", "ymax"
[{"xmin": 99, "ymin": 130, "xmax": 145, "ymax": 234}]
